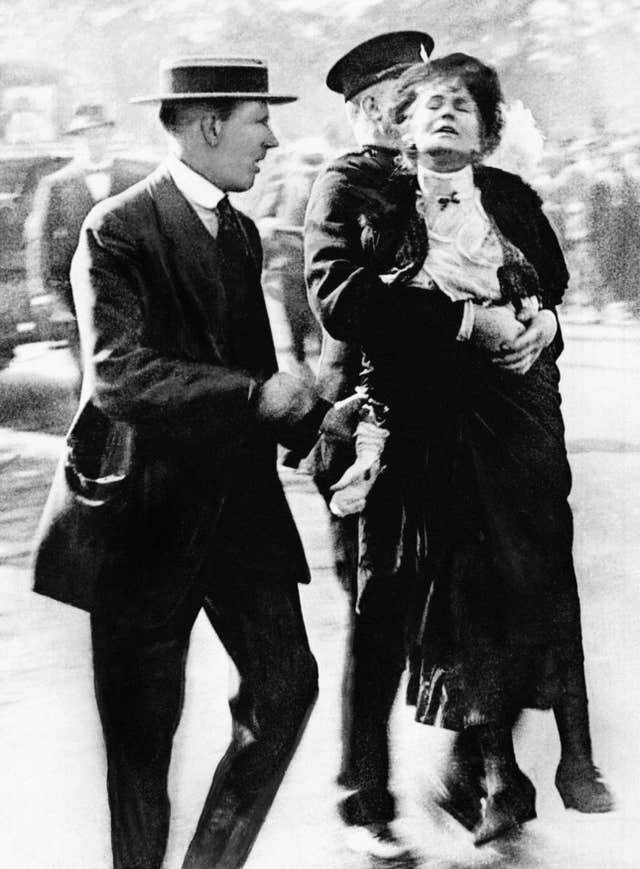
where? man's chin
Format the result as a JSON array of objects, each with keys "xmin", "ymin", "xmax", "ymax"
[{"xmin": 227, "ymin": 175, "xmax": 257, "ymax": 193}]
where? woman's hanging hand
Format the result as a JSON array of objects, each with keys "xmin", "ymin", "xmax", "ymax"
[
  {"xmin": 491, "ymin": 309, "xmax": 558, "ymax": 375},
  {"xmin": 329, "ymin": 420, "xmax": 388, "ymax": 517}
]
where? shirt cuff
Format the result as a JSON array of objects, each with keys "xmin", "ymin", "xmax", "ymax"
[{"xmin": 456, "ymin": 299, "xmax": 475, "ymax": 342}]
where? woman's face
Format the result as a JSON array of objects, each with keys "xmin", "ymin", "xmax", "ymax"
[{"xmin": 404, "ymin": 76, "xmax": 482, "ymax": 171}]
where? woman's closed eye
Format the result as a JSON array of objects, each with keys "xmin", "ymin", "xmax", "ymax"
[
  {"xmin": 425, "ymin": 96, "xmax": 473, "ymax": 113},
  {"xmin": 453, "ymin": 99, "xmax": 473, "ymax": 113}
]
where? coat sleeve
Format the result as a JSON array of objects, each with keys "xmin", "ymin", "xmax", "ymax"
[
  {"xmin": 304, "ymin": 166, "xmax": 467, "ymax": 353},
  {"xmin": 71, "ymin": 208, "xmax": 261, "ymax": 446},
  {"xmin": 25, "ymin": 175, "xmax": 59, "ymax": 294}
]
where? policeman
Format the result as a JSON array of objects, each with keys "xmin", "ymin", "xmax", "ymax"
[{"xmin": 304, "ymin": 31, "xmax": 462, "ymax": 861}]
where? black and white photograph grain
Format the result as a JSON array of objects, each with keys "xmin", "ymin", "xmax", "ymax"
[{"xmin": 1, "ymin": 1, "xmax": 639, "ymax": 867}]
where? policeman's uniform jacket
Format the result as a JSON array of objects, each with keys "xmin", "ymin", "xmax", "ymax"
[
  {"xmin": 304, "ymin": 146, "xmax": 402, "ymax": 490},
  {"xmin": 33, "ymin": 165, "xmax": 326, "ymax": 625}
]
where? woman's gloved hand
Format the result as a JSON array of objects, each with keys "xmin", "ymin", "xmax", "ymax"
[{"xmin": 329, "ymin": 420, "xmax": 389, "ymax": 517}]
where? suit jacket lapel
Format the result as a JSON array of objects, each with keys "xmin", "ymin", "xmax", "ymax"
[{"xmin": 146, "ymin": 165, "xmax": 232, "ymax": 362}]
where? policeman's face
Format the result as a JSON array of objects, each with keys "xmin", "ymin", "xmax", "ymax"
[
  {"xmin": 209, "ymin": 100, "xmax": 279, "ymax": 192},
  {"xmin": 405, "ymin": 76, "xmax": 482, "ymax": 171}
]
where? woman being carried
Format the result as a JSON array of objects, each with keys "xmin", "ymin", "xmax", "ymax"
[{"xmin": 330, "ymin": 53, "xmax": 613, "ymax": 844}]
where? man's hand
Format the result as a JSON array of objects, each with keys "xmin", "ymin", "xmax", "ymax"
[
  {"xmin": 471, "ymin": 303, "xmax": 525, "ymax": 354},
  {"xmin": 492, "ymin": 309, "xmax": 557, "ymax": 375},
  {"xmin": 256, "ymin": 372, "xmax": 318, "ymax": 425},
  {"xmin": 320, "ymin": 393, "xmax": 366, "ymax": 442}
]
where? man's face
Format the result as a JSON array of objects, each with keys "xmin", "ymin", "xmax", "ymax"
[
  {"xmin": 405, "ymin": 76, "xmax": 481, "ymax": 166},
  {"xmin": 210, "ymin": 100, "xmax": 279, "ymax": 192},
  {"xmin": 77, "ymin": 125, "xmax": 114, "ymax": 164}
]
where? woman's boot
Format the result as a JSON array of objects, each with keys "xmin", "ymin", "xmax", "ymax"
[{"xmin": 554, "ymin": 660, "xmax": 614, "ymax": 813}]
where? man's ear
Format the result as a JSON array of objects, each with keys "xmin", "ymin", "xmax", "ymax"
[
  {"xmin": 361, "ymin": 94, "xmax": 382, "ymax": 123},
  {"xmin": 201, "ymin": 113, "xmax": 222, "ymax": 147}
]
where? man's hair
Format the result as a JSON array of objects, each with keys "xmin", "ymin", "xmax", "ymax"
[
  {"xmin": 387, "ymin": 53, "xmax": 505, "ymax": 164},
  {"xmin": 158, "ymin": 98, "xmax": 240, "ymax": 134},
  {"xmin": 345, "ymin": 77, "xmax": 399, "ymax": 144}
]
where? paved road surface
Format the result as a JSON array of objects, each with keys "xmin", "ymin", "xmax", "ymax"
[{"xmin": 0, "ymin": 318, "xmax": 639, "ymax": 868}]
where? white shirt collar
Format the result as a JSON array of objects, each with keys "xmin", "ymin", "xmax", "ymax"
[
  {"xmin": 417, "ymin": 163, "xmax": 475, "ymax": 202},
  {"xmin": 167, "ymin": 153, "xmax": 226, "ymax": 210}
]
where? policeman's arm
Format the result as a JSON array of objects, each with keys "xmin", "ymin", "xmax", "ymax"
[{"xmin": 304, "ymin": 169, "xmax": 466, "ymax": 352}]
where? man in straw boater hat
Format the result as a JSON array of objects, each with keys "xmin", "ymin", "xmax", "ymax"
[
  {"xmin": 26, "ymin": 103, "xmax": 150, "ymax": 373},
  {"xmin": 305, "ymin": 32, "xmax": 492, "ymax": 860},
  {"xmin": 33, "ymin": 57, "xmax": 362, "ymax": 869}
]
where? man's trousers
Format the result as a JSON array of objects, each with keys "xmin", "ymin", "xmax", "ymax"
[{"xmin": 91, "ymin": 553, "xmax": 318, "ymax": 869}]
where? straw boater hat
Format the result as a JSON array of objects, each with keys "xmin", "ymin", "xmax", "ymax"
[
  {"xmin": 326, "ymin": 30, "xmax": 435, "ymax": 101},
  {"xmin": 131, "ymin": 57, "xmax": 297, "ymax": 104},
  {"xmin": 64, "ymin": 104, "xmax": 115, "ymax": 135}
]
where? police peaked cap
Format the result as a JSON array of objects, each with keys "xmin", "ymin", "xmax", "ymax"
[{"xmin": 326, "ymin": 30, "xmax": 435, "ymax": 101}]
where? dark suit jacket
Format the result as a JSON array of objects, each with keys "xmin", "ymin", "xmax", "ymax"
[
  {"xmin": 26, "ymin": 157, "xmax": 151, "ymax": 312},
  {"xmin": 33, "ymin": 165, "xmax": 318, "ymax": 625}
]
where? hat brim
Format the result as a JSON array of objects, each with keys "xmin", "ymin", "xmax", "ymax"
[
  {"xmin": 63, "ymin": 120, "xmax": 115, "ymax": 136},
  {"xmin": 130, "ymin": 92, "xmax": 297, "ymax": 105}
]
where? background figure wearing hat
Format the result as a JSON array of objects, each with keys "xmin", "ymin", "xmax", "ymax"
[
  {"xmin": 33, "ymin": 57, "xmax": 361, "ymax": 869},
  {"xmin": 305, "ymin": 30, "xmax": 483, "ymax": 860},
  {"xmin": 25, "ymin": 104, "xmax": 150, "ymax": 377}
]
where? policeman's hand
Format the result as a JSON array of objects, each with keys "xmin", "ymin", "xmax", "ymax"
[
  {"xmin": 491, "ymin": 309, "xmax": 557, "ymax": 376},
  {"xmin": 320, "ymin": 393, "xmax": 366, "ymax": 442},
  {"xmin": 256, "ymin": 372, "xmax": 318, "ymax": 425},
  {"xmin": 471, "ymin": 303, "xmax": 525, "ymax": 355}
]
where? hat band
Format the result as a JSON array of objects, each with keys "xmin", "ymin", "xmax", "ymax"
[{"xmin": 161, "ymin": 66, "xmax": 269, "ymax": 96}]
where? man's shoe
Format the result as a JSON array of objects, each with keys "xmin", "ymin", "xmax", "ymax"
[
  {"xmin": 433, "ymin": 779, "xmax": 484, "ymax": 831},
  {"xmin": 555, "ymin": 759, "xmax": 614, "ymax": 813},
  {"xmin": 344, "ymin": 821, "xmax": 415, "ymax": 862},
  {"xmin": 429, "ymin": 738, "xmax": 486, "ymax": 830}
]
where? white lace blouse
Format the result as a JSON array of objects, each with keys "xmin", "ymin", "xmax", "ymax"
[{"xmin": 414, "ymin": 164, "xmax": 504, "ymax": 304}]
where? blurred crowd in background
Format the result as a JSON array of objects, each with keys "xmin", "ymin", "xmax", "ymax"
[{"xmin": 535, "ymin": 132, "xmax": 640, "ymax": 321}]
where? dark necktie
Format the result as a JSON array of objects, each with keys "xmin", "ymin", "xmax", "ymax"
[{"xmin": 215, "ymin": 194, "xmax": 235, "ymax": 240}]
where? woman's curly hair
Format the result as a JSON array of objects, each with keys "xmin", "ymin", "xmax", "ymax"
[{"xmin": 387, "ymin": 53, "xmax": 505, "ymax": 171}]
